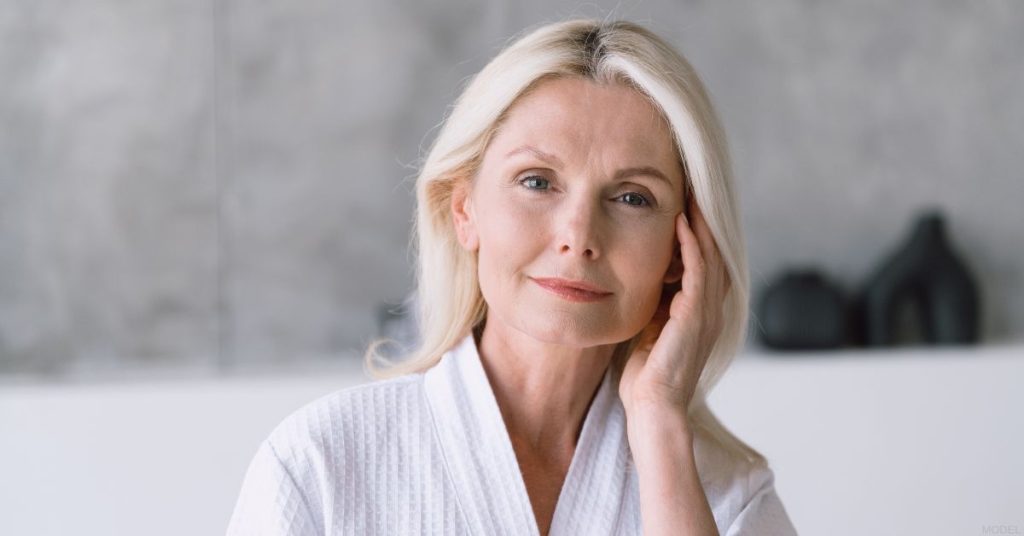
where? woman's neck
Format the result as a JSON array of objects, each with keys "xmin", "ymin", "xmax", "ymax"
[{"xmin": 474, "ymin": 322, "xmax": 616, "ymax": 453}]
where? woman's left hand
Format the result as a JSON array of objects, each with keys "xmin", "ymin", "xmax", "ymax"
[{"xmin": 619, "ymin": 195, "xmax": 732, "ymax": 417}]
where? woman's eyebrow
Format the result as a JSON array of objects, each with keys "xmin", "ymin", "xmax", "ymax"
[
  {"xmin": 613, "ymin": 166, "xmax": 673, "ymax": 188},
  {"xmin": 506, "ymin": 144, "xmax": 674, "ymax": 188},
  {"xmin": 506, "ymin": 145, "xmax": 564, "ymax": 167}
]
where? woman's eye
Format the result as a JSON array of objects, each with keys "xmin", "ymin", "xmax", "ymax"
[
  {"xmin": 517, "ymin": 175, "xmax": 652, "ymax": 209},
  {"xmin": 518, "ymin": 175, "xmax": 549, "ymax": 190},
  {"xmin": 617, "ymin": 192, "xmax": 652, "ymax": 208}
]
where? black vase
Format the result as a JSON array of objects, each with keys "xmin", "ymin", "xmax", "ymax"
[
  {"xmin": 856, "ymin": 210, "xmax": 980, "ymax": 346},
  {"xmin": 757, "ymin": 269, "xmax": 848, "ymax": 350}
]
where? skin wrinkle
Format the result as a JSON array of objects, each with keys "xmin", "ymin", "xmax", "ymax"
[{"xmin": 450, "ymin": 75, "xmax": 688, "ymax": 535}]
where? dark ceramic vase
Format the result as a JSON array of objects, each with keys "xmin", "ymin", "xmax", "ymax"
[
  {"xmin": 757, "ymin": 269, "xmax": 848, "ymax": 350},
  {"xmin": 856, "ymin": 210, "xmax": 980, "ymax": 346}
]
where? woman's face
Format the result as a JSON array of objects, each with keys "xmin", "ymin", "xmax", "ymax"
[{"xmin": 452, "ymin": 76, "xmax": 686, "ymax": 347}]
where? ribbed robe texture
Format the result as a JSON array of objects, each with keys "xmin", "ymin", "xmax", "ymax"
[{"xmin": 226, "ymin": 333, "xmax": 798, "ymax": 535}]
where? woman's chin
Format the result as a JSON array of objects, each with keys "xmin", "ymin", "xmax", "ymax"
[{"xmin": 515, "ymin": 319, "xmax": 629, "ymax": 348}]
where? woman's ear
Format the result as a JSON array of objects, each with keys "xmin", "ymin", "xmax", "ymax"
[
  {"xmin": 663, "ymin": 242, "xmax": 683, "ymax": 285},
  {"xmin": 451, "ymin": 183, "xmax": 479, "ymax": 252}
]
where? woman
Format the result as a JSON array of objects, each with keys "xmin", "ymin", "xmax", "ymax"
[{"xmin": 228, "ymin": 18, "xmax": 797, "ymax": 536}]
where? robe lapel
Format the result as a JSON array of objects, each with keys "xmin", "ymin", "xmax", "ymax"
[
  {"xmin": 424, "ymin": 332, "xmax": 633, "ymax": 536},
  {"xmin": 546, "ymin": 359, "xmax": 632, "ymax": 535}
]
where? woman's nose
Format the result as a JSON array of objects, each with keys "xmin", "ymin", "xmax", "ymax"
[{"xmin": 556, "ymin": 197, "xmax": 602, "ymax": 260}]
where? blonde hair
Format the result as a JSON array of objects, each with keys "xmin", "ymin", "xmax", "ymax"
[{"xmin": 363, "ymin": 18, "xmax": 763, "ymax": 465}]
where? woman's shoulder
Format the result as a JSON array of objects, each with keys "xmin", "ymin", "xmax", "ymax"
[
  {"xmin": 261, "ymin": 372, "xmax": 428, "ymax": 466},
  {"xmin": 692, "ymin": 426, "xmax": 773, "ymax": 496},
  {"xmin": 690, "ymin": 428, "xmax": 797, "ymax": 534},
  {"xmin": 228, "ymin": 373, "xmax": 433, "ymax": 534}
]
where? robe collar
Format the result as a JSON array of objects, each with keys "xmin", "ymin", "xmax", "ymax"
[{"xmin": 424, "ymin": 330, "xmax": 635, "ymax": 536}]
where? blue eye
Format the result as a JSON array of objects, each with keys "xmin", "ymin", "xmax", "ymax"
[
  {"xmin": 519, "ymin": 176, "xmax": 549, "ymax": 190},
  {"xmin": 517, "ymin": 175, "xmax": 652, "ymax": 209},
  {"xmin": 617, "ymin": 192, "xmax": 651, "ymax": 208}
]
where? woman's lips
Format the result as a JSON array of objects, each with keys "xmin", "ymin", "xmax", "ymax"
[{"xmin": 532, "ymin": 278, "xmax": 612, "ymax": 303}]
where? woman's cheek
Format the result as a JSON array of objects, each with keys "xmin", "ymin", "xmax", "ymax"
[
  {"xmin": 496, "ymin": 199, "xmax": 550, "ymax": 238},
  {"xmin": 506, "ymin": 194, "xmax": 550, "ymax": 218},
  {"xmin": 477, "ymin": 208, "xmax": 537, "ymax": 263}
]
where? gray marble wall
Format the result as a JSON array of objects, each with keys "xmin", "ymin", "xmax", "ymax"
[{"xmin": 2, "ymin": 1, "xmax": 1021, "ymax": 376}]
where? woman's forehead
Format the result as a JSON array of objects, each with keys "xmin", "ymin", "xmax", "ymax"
[
  {"xmin": 489, "ymin": 78, "xmax": 680, "ymax": 171},
  {"xmin": 507, "ymin": 78, "xmax": 668, "ymax": 130}
]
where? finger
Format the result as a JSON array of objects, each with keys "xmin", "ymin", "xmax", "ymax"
[
  {"xmin": 688, "ymin": 196, "xmax": 729, "ymax": 294},
  {"xmin": 675, "ymin": 210, "xmax": 705, "ymax": 312},
  {"xmin": 688, "ymin": 195, "xmax": 719, "ymax": 264}
]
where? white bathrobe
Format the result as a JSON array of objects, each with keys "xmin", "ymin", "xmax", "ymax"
[{"xmin": 227, "ymin": 332, "xmax": 797, "ymax": 535}]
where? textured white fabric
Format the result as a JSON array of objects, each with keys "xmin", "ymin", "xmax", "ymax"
[{"xmin": 227, "ymin": 332, "xmax": 798, "ymax": 535}]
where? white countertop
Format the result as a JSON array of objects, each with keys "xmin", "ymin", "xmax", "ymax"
[{"xmin": 2, "ymin": 343, "xmax": 1021, "ymax": 536}]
